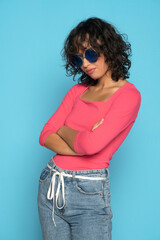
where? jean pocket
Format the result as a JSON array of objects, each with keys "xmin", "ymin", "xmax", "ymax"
[
  {"xmin": 73, "ymin": 178, "xmax": 104, "ymax": 195},
  {"xmin": 39, "ymin": 166, "xmax": 51, "ymax": 183}
]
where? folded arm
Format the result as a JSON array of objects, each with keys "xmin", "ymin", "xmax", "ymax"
[
  {"xmin": 44, "ymin": 132, "xmax": 84, "ymax": 156},
  {"xmin": 56, "ymin": 119, "xmax": 104, "ymax": 152},
  {"xmin": 67, "ymin": 89, "xmax": 141, "ymax": 155},
  {"xmin": 56, "ymin": 126, "xmax": 79, "ymax": 152},
  {"xmin": 39, "ymin": 84, "xmax": 78, "ymax": 146},
  {"xmin": 39, "ymin": 84, "xmax": 84, "ymax": 156}
]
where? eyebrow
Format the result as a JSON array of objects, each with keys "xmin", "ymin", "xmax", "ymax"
[
  {"xmin": 77, "ymin": 53, "xmax": 83, "ymax": 57},
  {"xmin": 77, "ymin": 47, "xmax": 90, "ymax": 56}
]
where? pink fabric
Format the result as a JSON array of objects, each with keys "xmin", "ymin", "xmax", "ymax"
[{"xmin": 39, "ymin": 82, "xmax": 141, "ymax": 170}]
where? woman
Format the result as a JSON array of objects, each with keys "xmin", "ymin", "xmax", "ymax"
[{"xmin": 38, "ymin": 17, "xmax": 141, "ymax": 240}]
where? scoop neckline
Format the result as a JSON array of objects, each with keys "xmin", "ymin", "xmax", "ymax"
[{"xmin": 79, "ymin": 82, "xmax": 134, "ymax": 103}]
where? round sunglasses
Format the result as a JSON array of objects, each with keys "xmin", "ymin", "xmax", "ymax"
[{"xmin": 71, "ymin": 48, "xmax": 98, "ymax": 68}]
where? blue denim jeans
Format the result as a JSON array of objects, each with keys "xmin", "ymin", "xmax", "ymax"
[{"xmin": 37, "ymin": 157, "xmax": 113, "ymax": 240}]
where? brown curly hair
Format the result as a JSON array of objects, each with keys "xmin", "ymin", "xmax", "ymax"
[{"xmin": 60, "ymin": 17, "xmax": 132, "ymax": 86}]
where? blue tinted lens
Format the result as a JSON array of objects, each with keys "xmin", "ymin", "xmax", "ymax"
[
  {"xmin": 71, "ymin": 55, "xmax": 82, "ymax": 67},
  {"xmin": 85, "ymin": 48, "xmax": 98, "ymax": 62},
  {"xmin": 71, "ymin": 48, "xmax": 98, "ymax": 67}
]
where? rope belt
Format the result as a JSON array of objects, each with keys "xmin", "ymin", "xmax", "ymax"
[{"xmin": 46, "ymin": 163, "xmax": 108, "ymax": 226}]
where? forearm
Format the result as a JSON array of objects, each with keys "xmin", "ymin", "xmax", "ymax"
[
  {"xmin": 44, "ymin": 133, "xmax": 83, "ymax": 156},
  {"xmin": 56, "ymin": 119, "xmax": 105, "ymax": 155},
  {"xmin": 56, "ymin": 126, "xmax": 79, "ymax": 152}
]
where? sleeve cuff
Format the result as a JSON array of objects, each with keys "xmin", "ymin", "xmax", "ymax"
[{"xmin": 39, "ymin": 127, "xmax": 57, "ymax": 147}]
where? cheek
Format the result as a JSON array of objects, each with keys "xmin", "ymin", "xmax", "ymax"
[
  {"xmin": 101, "ymin": 58, "xmax": 108, "ymax": 69},
  {"xmin": 96, "ymin": 59, "xmax": 108, "ymax": 71},
  {"xmin": 103, "ymin": 62, "xmax": 109, "ymax": 70},
  {"xmin": 96, "ymin": 55, "xmax": 107, "ymax": 67}
]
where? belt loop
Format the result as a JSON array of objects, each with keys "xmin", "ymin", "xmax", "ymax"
[
  {"xmin": 72, "ymin": 171, "xmax": 76, "ymax": 183},
  {"xmin": 105, "ymin": 167, "xmax": 110, "ymax": 178},
  {"xmin": 49, "ymin": 156, "xmax": 56, "ymax": 174}
]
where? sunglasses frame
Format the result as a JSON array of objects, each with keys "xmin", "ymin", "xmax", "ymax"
[{"xmin": 71, "ymin": 47, "xmax": 99, "ymax": 68}]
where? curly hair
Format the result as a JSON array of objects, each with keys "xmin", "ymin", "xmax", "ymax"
[{"xmin": 60, "ymin": 17, "xmax": 132, "ymax": 86}]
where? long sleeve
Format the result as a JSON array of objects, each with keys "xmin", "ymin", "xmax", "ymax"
[
  {"xmin": 74, "ymin": 88, "xmax": 141, "ymax": 155},
  {"xmin": 39, "ymin": 84, "xmax": 78, "ymax": 147}
]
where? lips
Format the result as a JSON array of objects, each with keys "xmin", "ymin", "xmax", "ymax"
[{"xmin": 86, "ymin": 68, "xmax": 96, "ymax": 74}]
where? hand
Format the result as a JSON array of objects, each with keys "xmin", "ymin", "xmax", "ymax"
[{"xmin": 91, "ymin": 118, "xmax": 104, "ymax": 131}]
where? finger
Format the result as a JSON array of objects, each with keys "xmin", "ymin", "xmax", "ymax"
[
  {"xmin": 92, "ymin": 119, "xmax": 104, "ymax": 131},
  {"xmin": 98, "ymin": 119, "xmax": 104, "ymax": 124}
]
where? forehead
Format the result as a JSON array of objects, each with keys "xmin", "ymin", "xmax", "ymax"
[
  {"xmin": 76, "ymin": 37, "xmax": 90, "ymax": 53},
  {"xmin": 72, "ymin": 33, "xmax": 90, "ymax": 52},
  {"xmin": 74, "ymin": 33, "xmax": 102, "ymax": 54},
  {"xmin": 78, "ymin": 43, "xmax": 91, "ymax": 55}
]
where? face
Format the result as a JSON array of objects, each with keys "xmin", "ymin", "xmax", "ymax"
[{"xmin": 77, "ymin": 40, "xmax": 109, "ymax": 80}]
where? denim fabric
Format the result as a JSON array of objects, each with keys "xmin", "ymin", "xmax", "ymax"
[{"xmin": 37, "ymin": 157, "xmax": 113, "ymax": 240}]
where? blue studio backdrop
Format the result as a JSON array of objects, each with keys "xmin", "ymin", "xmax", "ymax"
[{"xmin": 0, "ymin": 0, "xmax": 160, "ymax": 239}]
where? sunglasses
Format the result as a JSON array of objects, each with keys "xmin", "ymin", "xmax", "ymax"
[{"xmin": 71, "ymin": 48, "xmax": 99, "ymax": 68}]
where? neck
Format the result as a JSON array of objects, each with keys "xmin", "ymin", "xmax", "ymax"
[{"xmin": 96, "ymin": 70, "xmax": 120, "ymax": 89}]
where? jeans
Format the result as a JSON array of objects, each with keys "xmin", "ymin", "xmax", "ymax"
[{"xmin": 37, "ymin": 157, "xmax": 113, "ymax": 240}]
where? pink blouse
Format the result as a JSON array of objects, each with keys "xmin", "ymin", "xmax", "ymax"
[{"xmin": 39, "ymin": 82, "xmax": 141, "ymax": 170}]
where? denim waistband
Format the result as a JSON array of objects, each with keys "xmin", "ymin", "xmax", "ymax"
[
  {"xmin": 47, "ymin": 156, "xmax": 110, "ymax": 178},
  {"xmin": 46, "ymin": 156, "xmax": 110, "ymax": 227}
]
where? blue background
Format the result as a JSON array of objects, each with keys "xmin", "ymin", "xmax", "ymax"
[{"xmin": 1, "ymin": 0, "xmax": 159, "ymax": 239}]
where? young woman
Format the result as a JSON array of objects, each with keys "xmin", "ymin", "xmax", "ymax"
[{"xmin": 38, "ymin": 17, "xmax": 141, "ymax": 240}]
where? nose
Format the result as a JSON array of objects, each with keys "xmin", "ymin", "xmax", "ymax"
[{"xmin": 82, "ymin": 57, "xmax": 90, "ymax": 68}]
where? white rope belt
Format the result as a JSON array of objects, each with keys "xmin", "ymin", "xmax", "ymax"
[{"xmin": 46, "ymin": 163, "xmax": 108, "ymax": 227}]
